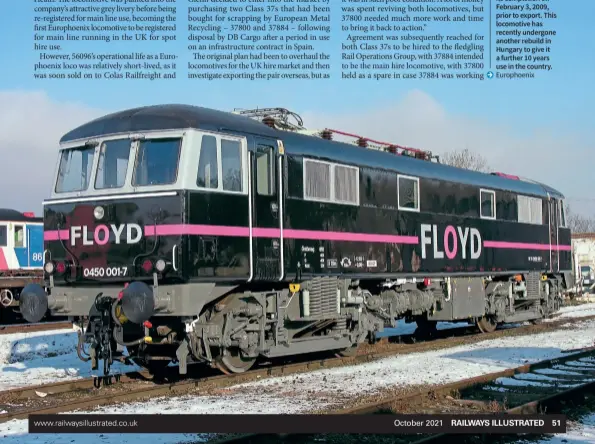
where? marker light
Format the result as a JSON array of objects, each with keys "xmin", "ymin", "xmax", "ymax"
[
  {"xmin": 155, "ymin": 259, "xmax": 166, "ymax": 272},
  {"xmin": 44, "ymin": 261, "xmax": 55, "ymax": 274},
  {"xmin": 93, "ymin": 206, "xmax": 104, "ymax": 220},
  {"xmin": 55, "ymin": 261, "xmax": 67, "ymax": 274},
  {"xmin": 141, "ymin": 259, "xmax": 153, "ymax": 274}
]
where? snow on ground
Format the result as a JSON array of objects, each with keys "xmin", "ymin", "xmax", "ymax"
[
  {"xmin": 226, "ymin": 318, "xmax": 595, "ymax": 397},
  {"xmin": 0, "ymin": 327, "xmax": 140, "ymax": 391},
  {"xmin": 547, "ymin": 302, "xmax": 595, "ymax": 321},
  {"xmin": 526, "ymin": 412, "xmax": 595, "ymax": 443},
  {"xmin": 3, "ymin": 317, "xmax": 595, "ymax": 443},
  {"xmin": 2, "ymin": 302, "xmax": 595, "ymax": 392},
  {"xmin": 1, "ymin": 303, "xmax": 595, "ymax": 443}
]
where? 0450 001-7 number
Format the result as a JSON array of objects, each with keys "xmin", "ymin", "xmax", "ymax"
[{"xmin": 83, "ymin": 267, "xmax": 128, "ymax": 278}]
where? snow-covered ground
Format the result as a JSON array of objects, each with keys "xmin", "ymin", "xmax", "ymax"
[
  {"xmin": 5, "ymin": 302, "xmax": 593, "ymax": 392},
  {"xmin": 548, "ymin": 302, "xmax": 595, "ymax": 321},
  {"xmin": 2, "ymin": 318, "xmax": 595, "ymax": 443},
  {"xmin": 0, "ymin": 327, "xmax": 140, "ymax": 391},
  {"xmin": 2, "ymin": 303, "xmax": 595, "ymax": 443},
  {"xmin": 530, "ymin": 413, "xmax": 595, "ymax": 443}
]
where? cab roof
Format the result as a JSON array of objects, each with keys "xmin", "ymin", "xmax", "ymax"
[{"xmin": 0, "ymin": 209, "xmax": 42, "ymax": 223}]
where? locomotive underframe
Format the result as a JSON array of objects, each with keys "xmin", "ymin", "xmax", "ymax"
[{"xmin": 67, "ymin": 270, "xmax": 564, "ymax": 376}]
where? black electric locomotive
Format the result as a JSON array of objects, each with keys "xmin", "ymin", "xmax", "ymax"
[{"xmin": 19, "ymin": 105, "xmax": 572, "ymax": 376}]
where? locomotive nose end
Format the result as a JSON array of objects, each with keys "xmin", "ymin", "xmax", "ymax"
[
  {"xmin": 120, "ymin": 281, "xmax": 154, "ymax": 324},
  {"xmin": 19, "ymin": 284, "xmax": 48, "ymax": 323}
]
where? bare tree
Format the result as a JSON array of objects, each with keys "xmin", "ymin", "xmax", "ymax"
[
  {"xmin": 441, "ymin": 148, "xmax": 488, "ymax": 172},
  {"xmin": 566, "ymin": 204, "xmax": 595, "ymax": 233}
]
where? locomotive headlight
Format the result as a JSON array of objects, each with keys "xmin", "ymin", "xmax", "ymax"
[
  {"xmin": 93, "ymin": 206, "xmax": 104, "ymax": 220},
  {"xmin": 155, "ymin": 259, "xmax": 166, "ymax": 272},
  {"xmin": 44, "ymin": 261, "xmax": 55, "ymax": 274}
]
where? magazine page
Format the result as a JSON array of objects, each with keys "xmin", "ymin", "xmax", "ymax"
[{"xmin": 1, "ymin": 0, "xmax": 594, "ymax": 442}]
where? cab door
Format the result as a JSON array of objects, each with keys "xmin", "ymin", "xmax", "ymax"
[
  {"xmin": 549, "ymin": 198, "xmax": 559, "ymax": 272},
  {"xmin": 250, "ymin": 137, "xmax": 284, "ymax": 281},
  {"xmin": 27, "ymin": 225, "xmax": 44, "ymax": 268}
]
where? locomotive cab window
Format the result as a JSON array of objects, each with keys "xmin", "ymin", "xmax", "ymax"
[
  {"xmin": 95, "ymin": 139, "xmax": 131, "ymax": 189},
  {"xmin": 0, "ymin": 225, "xmax": 6, "ymax": 247},
  {"xmin": 133, "ymin": 138, "xmax": 182, "ymax": 187},
  {"xmin": 480, "ymin": 189, "xmax": 496, "ymax": 219},
  {"xmin": 14, "ymin": 225, "xmax": 25, "ymax": 248},
  {"xmin": 221, "ymin": 139, "xmax": 243, "ymax": 192},
  {"xmin": 397, "ymin": 175, "xmax": 420, "ymax": 212},
  {"xmin": 256, "ymin": 145, "xmax": 276, "ymax": 196},
  {"xmin": 196, "ymin": 134, "xmax": 246, "ymax": 194},
  {"xmin": 197, "ymin": 135, "xmax": 218, "ymax": 189},
  {"xmin": 55, "ymin": 146, "xmax": 95, "ymax": 193}
]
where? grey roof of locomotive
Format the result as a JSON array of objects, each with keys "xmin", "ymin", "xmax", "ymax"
[
  {"xmin": 0, "ymin": 209, "xmax": 42, "ymax": 223},
  {"xmin": 60, "ymin": 104, "xmax": 564, "ymax": 200}
]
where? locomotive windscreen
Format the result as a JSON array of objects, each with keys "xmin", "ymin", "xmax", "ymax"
[
  {"xmin": 55, "ymin": 146, "xmax": 95, "ymax": 193},
  {"xmin": 95, "ymin": 139, "xmax": 130, "ymax": 189},
  {"xmin": 54, "ymin": 137, "xmax": 183, "ymax": 193},
  {"xmin": 132, "ymin": 138, "xmax": 182, "ymax": 186}
]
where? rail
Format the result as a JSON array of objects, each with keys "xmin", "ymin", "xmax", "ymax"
[
  {"xmin": 212, "ymin": 346, "xmax": 595, "ymax": 444},
  {"xmin": 0, "ymin": 321, "xmax": 72, "ymax": 335}
]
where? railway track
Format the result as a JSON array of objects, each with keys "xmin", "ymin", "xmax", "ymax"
[
  {"xmin": 211, "ymin": 346, "xmax": 595, "ymax": 444},
  {"xmin": 1, "ymin": 314, "xmax": 595, "ymax": 426},
  {"xmin": 0, "ymin": 320, "xmax": 72, "ymax": 335}
]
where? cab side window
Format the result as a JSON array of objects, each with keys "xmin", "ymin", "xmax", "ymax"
[
  {"xmin": 256, "ymin": 145, "xmax": 275, "ymax": 196},
  {"xmin": 221, "ymin": 139, "xmax": 243, "ymax": 192},
  {"xmin": 14, "ymin": 225, "xmax": 25, "ymax": 248},
  {"xmin": 197, "ymin": 135, "xmax": 219, "ymax": 189},
  {"xmin": 0, "ymin": 226, "xmax": 6, "ymax": 247},
  {"xmin": 196, "ymin": 135, "xmax": 246, "ymax": 194}
]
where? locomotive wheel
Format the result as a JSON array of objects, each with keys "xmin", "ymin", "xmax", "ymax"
[
  {"xmin": 476, "ymin": 316, "xmax": 497, "ymax": 333},
  {"xmin": 214, "ymin": 348, "xmax": 256, "ymax": 374}
]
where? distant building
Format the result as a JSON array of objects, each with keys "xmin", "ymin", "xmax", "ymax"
[{"xmin": 571, "ymin": 233, "xmax": 595, "ymax": 294}]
